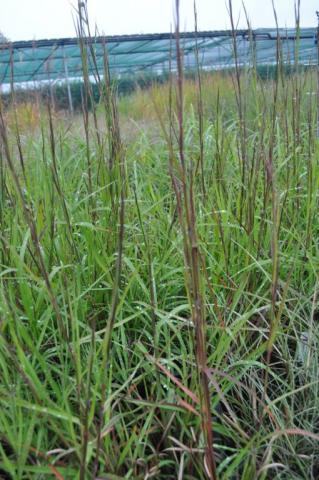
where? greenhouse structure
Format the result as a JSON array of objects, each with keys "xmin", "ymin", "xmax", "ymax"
[{"xmin": 0, "ymin": 28, "xmax": 317, "ymax": 86}]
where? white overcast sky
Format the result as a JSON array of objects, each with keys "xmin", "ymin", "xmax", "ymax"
[{"xmin": 1, "ymin": 0, "xmax": 318, "ymax": 41}]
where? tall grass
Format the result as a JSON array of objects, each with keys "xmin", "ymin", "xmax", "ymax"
[{"xmin": 0, "ymin": 1, "xmax": 319, "ymax": 479}]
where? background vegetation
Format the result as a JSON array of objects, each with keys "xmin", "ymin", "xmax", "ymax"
[{"xmin": 0, "ymin": 65, "xmax": 313, "ymax": 113}]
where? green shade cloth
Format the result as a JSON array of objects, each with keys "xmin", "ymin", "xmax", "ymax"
[{"xmin": 0, "ymin": 29, "xmax": 317, "ymax": 85}]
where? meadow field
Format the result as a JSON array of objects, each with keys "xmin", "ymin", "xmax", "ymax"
[{"xmin": 0, "ymin": 28, "xmax": 319, "ymax": 480}]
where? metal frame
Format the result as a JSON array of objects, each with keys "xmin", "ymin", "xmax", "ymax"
[{"xmin": 0, "ymin": 29, "xmax": 315, "ymax": 50}]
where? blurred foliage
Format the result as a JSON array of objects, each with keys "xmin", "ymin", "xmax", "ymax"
[{"xmin": 1, "ymin": 65, "xmax": 314, "ymax": 112}]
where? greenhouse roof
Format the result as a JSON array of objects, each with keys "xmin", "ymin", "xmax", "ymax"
[{"xmin": 0, "ymin": 28, "xmax": 317, "ymax": 86}]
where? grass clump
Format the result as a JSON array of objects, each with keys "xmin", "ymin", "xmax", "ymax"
[{"xmin": 0, "ymin": 2, "xmax": 319, "ymax": 479}]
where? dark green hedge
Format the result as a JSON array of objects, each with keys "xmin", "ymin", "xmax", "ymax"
[{"xmin": 1, "ymin": 65, "xmax": 314, "ymax": 111}]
